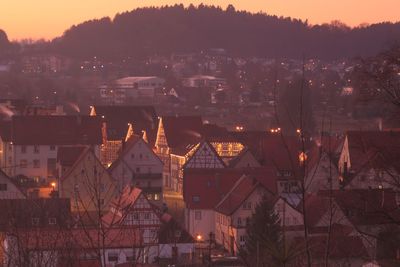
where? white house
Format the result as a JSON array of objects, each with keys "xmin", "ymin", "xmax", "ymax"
[
  {"xmin": 214, "ymin": 175, "xmax": 274, "ymax": 255},
  {"xmin": 0, "ymin": 169, "xmax": 25, "ymax": 199},
  {"xmin": 109, "ymin": 135, "xmax": 164, "ymax": 205},
  {"xmin": 0, "ymin": 116, "xmax": 102, "ymax": 182}
]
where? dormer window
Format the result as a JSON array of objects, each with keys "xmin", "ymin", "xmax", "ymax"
[{"xmin": 48, "ymin": 218, "xmax": 57, "ymax": 225}]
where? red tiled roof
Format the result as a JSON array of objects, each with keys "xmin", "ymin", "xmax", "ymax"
[
  {"xmin": 215, "ymin": 174, "xmax": 272, "ymax": 216},
  {"xmin": 0, "ymin": 120, "xmax": 12, "ymax": 142},
  {"xmin": 57, "ymin": 146, "xmax": 88, "ymax": 166},
  {"xmin": 293, "ymin": 235, "xmax": 369, "ymax": 259},
  {"xmin": 319, "ymin": 189, "xmax": 400, "ymax": 226},
  {"xmin": 108, "ymin": 135, "xmax": 163, "ymax": 172},
  {"xmin": 346, "ymin": 131, "xmax": 400, "ymax": 173},
  {"xmin": 11, "ymin": 115, "xmax": 102, "ymax": 145},
  {"xmin": 92, "ymin": 105, "xmax": 158, "ymax": 145},
  {"xmin": 15, "ymin": 226, "xmax": 141, "ymax": 250},
  {"xmin": 183, "ymin": 167, "xmax": 277, "ymax": 210},
  {"xmin": 161, "ymin": 116, "xmax": 203, "ymax": 150}
]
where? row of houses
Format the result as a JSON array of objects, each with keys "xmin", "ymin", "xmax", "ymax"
[{"xmin": 1, "ymin": 104, "xmax": 400, "ymax": 266}]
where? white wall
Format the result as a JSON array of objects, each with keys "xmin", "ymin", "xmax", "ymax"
[{"xmin": 186, "ymin": 208, "xmax": 215, "ymax": 241}]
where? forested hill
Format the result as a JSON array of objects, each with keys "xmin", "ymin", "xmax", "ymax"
[{"xmin": 52, "ymin": 5, "xmax": 400, "ymax": 59}]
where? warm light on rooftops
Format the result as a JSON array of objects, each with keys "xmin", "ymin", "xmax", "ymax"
[
  {"xmin": 196, "ymin": 234, "xmax": 203, "ymax": 241},
  {"xmin": 51, "ymin": 182, "xmax": 56, "ymax": 189},
  {"xmin": 235, "ymin": 126, "xmax": 244, "ymax": 132}
]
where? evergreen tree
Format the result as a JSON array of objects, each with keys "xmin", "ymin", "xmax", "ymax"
[{"xmin": 242, "ymin": 195, "xmax": 283, "ymax": 267}]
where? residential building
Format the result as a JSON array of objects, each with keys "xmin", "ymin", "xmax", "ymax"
[
  {"xmin": 155, "ymin": 116, "xmax": 203, "ymax": 192},
  {"xmin": 89, "ymin": 105, "xmax": 158, "ymax": 166},
  {"xmin": 214, "ymin": 175, "xmax": 275, "ymax": 255},
  {"xmin": 0, "ymin": 116, "xmax": 102, "ymax": 182},
  {"xmin": 0, "ymin": 169, "xmax": 25, "ymax": 199},
  {"xmin": 109, "ymin": 135, "xmax": 164, "ymax": 205},
  {"xmin": 59, "ymin": 147, "xmax": 117, "ymax": 213}
]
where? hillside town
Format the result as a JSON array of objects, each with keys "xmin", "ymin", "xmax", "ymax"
[
  {"xmin": 0, "ymin": 96, "xmax": 399, "ymax": 266},
  {"xmin": 1, "ymin": 3, "xmax": 400, "ymax": 267}
]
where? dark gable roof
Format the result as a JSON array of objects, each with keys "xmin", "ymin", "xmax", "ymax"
[
  {"xmin": 11, "ymin": 116, "xmax": 102, "ymax": 145},
  {"xmin": 162, "ymin": 115, "xmax": 203, "ymax": 150},
  {"xmin": 0, "ymin": 198, "xmax": 71, "ymax": 230},
  {"xmin": 0, "ymin": 120, "xmax": 12, "ymax": 142},
  {"xmin": 320, "ymin": 189, "xmax": 400, "ymax": 226},
  {"xmin": 294, "ymin": 235, "xmax": 369, "ymax": 259},
  {"xmin": 183, "ymin": 167, "xmax": 277, "ymax": 210},
  {"xmin": 215, "ymin": 176, "xmax": 261, "ymax": 216},
  {"xmin": 346, "ymin": 131, "xmax": 400, "ymax": 173},
  {"xmin": 57, "ymin": 146, "xmax": 88, "ymax": 166},
  {"xmin": 92, "ymin": 105, "xmax": 158, "ymax": 145}
]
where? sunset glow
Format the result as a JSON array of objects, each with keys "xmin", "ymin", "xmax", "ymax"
[{"xmin": 1, "ymin": 0, "xmax": 399, "ymax": 40}]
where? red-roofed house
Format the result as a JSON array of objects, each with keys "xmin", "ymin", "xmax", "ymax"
[
  {"xmin": 103, "ymin": 186, "xmax": 162, "ymax": 264},
  {"xmin": 2, "ymin": 226, "xmax": 141, "ymax": 267},
  {"xmin": 0, "ymin": 116, "xmax": 102, "ymax": 181},
  {"xmin": 214, "ymin": 174, "xmax": 275, "ymax": 255},
  {"xmin": 0, "ymin": 169, "xmax": 25, "ymax": 199},
  {"xmin": 155, "ymin": 116, "xmax": 203, "ymax": 192},
  {"xmin": 108, "ymin": 135, "xmax": 164, "ymax": 205},
  {"xmin": 59, "ymin": 147, "xmax": 117, "ymax": 213},
  {"xmin": 183, "ymin": 168, "xmax": 276, "ymax": 243},
  {"xmin": 90, "ymin": 105, "xmax": 158, "ymax": 166},
  {"xmin": 338, "ymin": 131, "xmax": 400, "ymax": 190}
]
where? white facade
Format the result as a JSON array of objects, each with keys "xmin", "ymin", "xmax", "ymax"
[
  {"xmin": 214, "ymin": 187, "xmax": 266, "ymax": 255},
  {"xmin": 110, "ymin": 138, "xmax": 164, "ymax": 203},
  {"xmin": 0, "ymin": 171, "xmax": 25, "ymax": 199},
  {"xmin": 1, "ymin": 143, "xmax": 100, "ymax": 181},
  {"xmin": 185, "ymin": 208, "xmax": 215, "ymax": 242}
]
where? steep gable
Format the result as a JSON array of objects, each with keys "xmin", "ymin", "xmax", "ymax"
[
  {"xmin": 0, "ymin": 169, "xmax": 25, "ymax": 199},
  {"xmin": 184, "ymin": 142, "xmax": 226, "ymax": 169},
  {"xmin": 60, "ymin": 148, "xmax": 117, "ymax": 212}
]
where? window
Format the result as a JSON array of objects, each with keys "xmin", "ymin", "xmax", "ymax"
[
  {"xmin": 242, "ymin": 202, "xmax": 251, "ymax": 210},
  {"xmin": 99, "ymin": 199, "xmax": 105, "ymax": 205},
  {"xmin": 144, "ymin": 213, "xmax": 150, "ymax": 220},
  {"xmin": 193, "ymin": 196, "xmax": 200, "ymax": 203},
  {"xmin": 49, "ymin": 145, "xmax": 56, "ymax": 151},
  {"xmin": 20, "ymin": 159, "xmax": 27, "ymax": 168},
  {"xmin": 195, "ymin": 211, "xmax": 202, "ymax": 220},
  {"xmin": 48, "ymin": 218, "xmax": 57, "ymax": 225},
  {"xmin": 131, "ymin": 153, "xmax": 135, "ymax": 159},
  {"xmin": 136, "ymin": 167, "xmax": 140, "ymax": 173},
  {"xmin": 74, "ymin": 183, "xmax": 79, "ymax": 193},
  {"xmin": 33, "ymin": 160, "xmax": 40, "ymax": 168},
  {"xmin": 239, "ymin": 235, "xmax": 246, "ymax": 242},
  {"xmin": 133, "ymin": 213, "xmax": 139, "ymax": 220},
  {"xmin": 139, "ymin": 154, "xmax": 143, "ymax": 160},
  {"xmin": 108, "ymin": 252, "xmax": 118, "ymax": 262},
  {"xmin": 126, "ymin": 251, "xmax": 136, "ymax": 262},
  {"xmin": 33, "ymin": 146, "xmax": 40, "ymax": 153},
  {"xmin": 0, "ymin": 184, "xmax": 7, "ymax": 191},
  {"xmin": 21, "ymin": 146, "xmax": 26, "ymax": 153},
  {"xmin": 237, "ymin": 217, "xmax": 242, "ymax": 226},
  {"xmin": 32, "ymin": 218, "xmax": 39, "ymax": 226},
  {"xmin": 154, "ymin": 194, "xmax": 160, "ymax": 201}
]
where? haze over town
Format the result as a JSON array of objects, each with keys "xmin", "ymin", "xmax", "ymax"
[{"xmin": 0, "ymin": 2, "xmax": 400, "ymax": 267}]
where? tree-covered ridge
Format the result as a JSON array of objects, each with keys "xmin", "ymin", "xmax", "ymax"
[{"xmin": 52, "ymin": 4, "xmax": 400, "ymax": 59}]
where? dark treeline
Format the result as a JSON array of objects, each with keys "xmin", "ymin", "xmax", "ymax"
[{"xmin": 49, "ymin": 4, "xmax": 400, "ymax": 60}]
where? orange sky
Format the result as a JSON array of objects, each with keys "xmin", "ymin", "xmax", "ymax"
[{"xmin": 1, "ymin": 1, "xmax": 399, "ymax": 40}]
